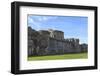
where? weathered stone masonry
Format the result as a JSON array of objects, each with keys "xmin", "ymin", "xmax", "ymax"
[{"xmin": 28, "ymin": 27, "xmax": 88, "ymax": 56}]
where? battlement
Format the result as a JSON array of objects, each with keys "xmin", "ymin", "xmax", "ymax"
[{"xmin": 64, "ymin": 38, "xmax": 79, "ymax": 44}]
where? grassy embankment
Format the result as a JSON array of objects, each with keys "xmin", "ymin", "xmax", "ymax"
[{"xmin": 28, "ymin": 52, "xmax": 88, "ymax": 61}]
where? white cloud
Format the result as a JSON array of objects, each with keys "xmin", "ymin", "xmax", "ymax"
[
  {"xmin": 37, "ymin": 16, "xmax": 58, "ymax": 22},
  {"xmin": 28, "ymin": 17, "xmax": 41, "ymax": 30},
  {"xmin": 28, "ymin": 15, "xmax": 58, "ymax": 30}
]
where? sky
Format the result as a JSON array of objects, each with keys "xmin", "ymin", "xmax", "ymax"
[{"xmin": 28, "ymin": 15, "xmax": 88, "ymax": 44}]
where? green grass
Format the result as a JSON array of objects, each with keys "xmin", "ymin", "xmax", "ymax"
[{"xmin": 28, "ymin": 52, "xmax": 88, "ymax": 61}]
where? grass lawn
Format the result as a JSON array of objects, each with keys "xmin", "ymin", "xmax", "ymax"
[{"xmin": 28, "ymin": 52, "xmax": 88, "ymax": 61}]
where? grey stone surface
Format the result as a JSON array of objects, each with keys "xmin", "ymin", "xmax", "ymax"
[{"xmin": 28, "ymin": 26, "xmax": 88, "ymax": 56}]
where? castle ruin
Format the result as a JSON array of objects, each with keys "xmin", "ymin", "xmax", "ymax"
[{"xmin": 28, "ymin": 27, "xmax": 87, "ymax": 56}]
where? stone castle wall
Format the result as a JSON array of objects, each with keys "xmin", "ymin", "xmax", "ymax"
[{"xmin": 28, "ymin": 27, "xmax": 87, "ymax": 56}]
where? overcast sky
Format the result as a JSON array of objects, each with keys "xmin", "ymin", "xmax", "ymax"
[{"xmin": 28, "ymin": 15, "xmax": 88, "ymax": 44}]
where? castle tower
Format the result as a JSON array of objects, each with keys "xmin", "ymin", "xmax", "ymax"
[
  {"xmin": 48, "ymin": 29, "xmax": 64, "ymax": 40},
  {"xmin": 53, "ymin": 30, "xmax": 64, "ymax": 40},
  {"xmin": 75, "ymin": 39, "xmax": 81, "ymax": 52},
  {"xmin": 39, "ymin": 30, "xmax": 50, "ymax": 37}
]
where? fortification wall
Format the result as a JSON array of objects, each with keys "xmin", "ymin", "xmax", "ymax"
[{"xmin": 28, "ymin": 27, "xmax": 87, "ymax": 56}]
